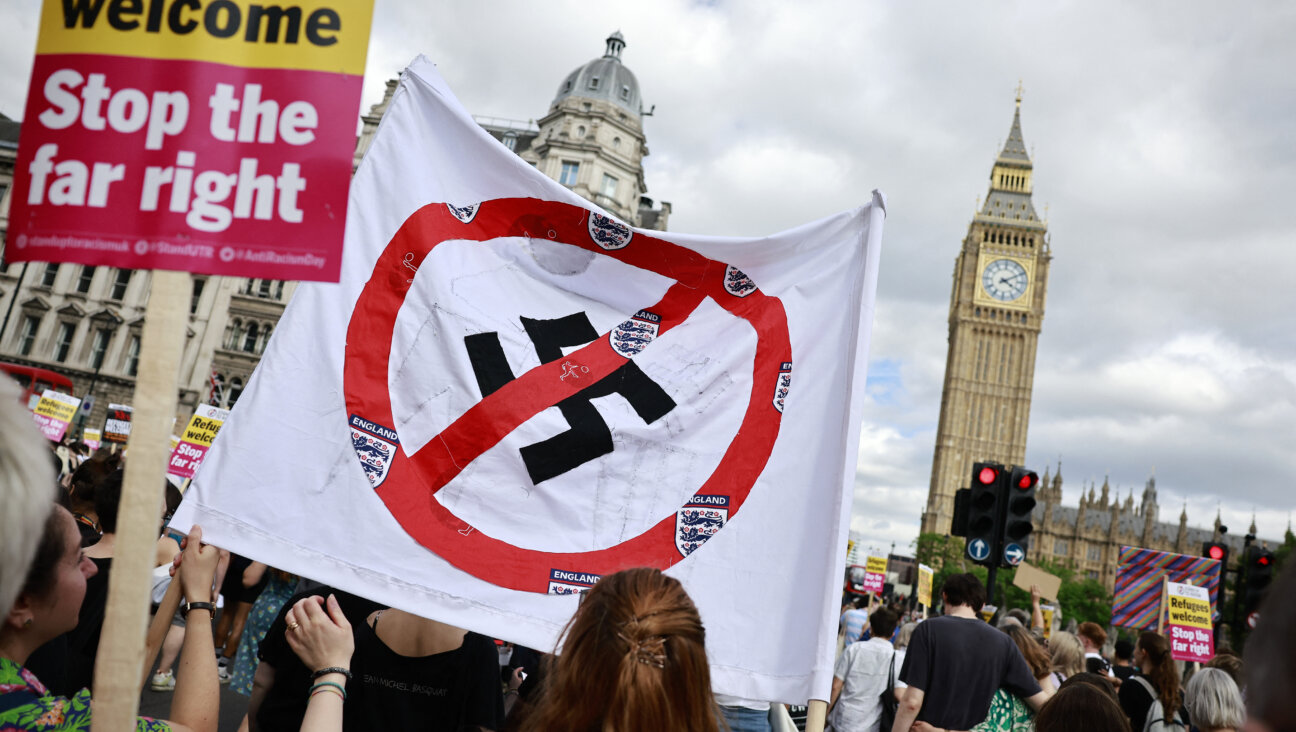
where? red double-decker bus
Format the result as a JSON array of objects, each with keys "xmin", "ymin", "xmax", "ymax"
[{"xmin": 1, "ymin": 362, "xmax": 75, "ymax": 410}]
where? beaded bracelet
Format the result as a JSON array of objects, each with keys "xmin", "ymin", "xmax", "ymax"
[
  {"xmin": 311, "ymin": 667, "xmax": 353, "ymax": 681},
  {"xmin": 309, "ymin": 680, "xmax": 347, "ymax": 701}
]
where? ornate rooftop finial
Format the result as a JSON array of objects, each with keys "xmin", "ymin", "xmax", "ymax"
[
  {"xmin": 1015, "ymin": 79, "xmax": 1025, "ymax": 107},
  {"xmin": 1250, "ymin": 514, "xmax": 1258, "ymax": 535},
  {"xmin": 604, "ymin": 30, "xmax": 626, "ymax": 60},
  {"xmin": 1180, "ymin": 501, "xmax": 1188, "ymax": 523}
]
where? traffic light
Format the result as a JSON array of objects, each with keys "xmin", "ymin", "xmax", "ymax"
[
  {"xmin": 1000, "ymin": 467, "xmax": 1037, "ymax": 567},
  {"xmin": 1244, "ymin": 546, "xmax": 1275, "ymax": 620},
  {"xmin": 1202, "ymin": 541, "xmax": 1229, "ymax": 568},
  {"xmin": 964, "ymin": 461, "xmax": 1003, "ymax": 565}
]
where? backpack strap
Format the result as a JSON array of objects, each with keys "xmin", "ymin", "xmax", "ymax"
[{"xmin": 1129, "ymin": 675, "xmax": 1155, "ymax": 695}]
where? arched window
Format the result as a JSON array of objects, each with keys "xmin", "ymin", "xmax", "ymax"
[
  {"xmin": 259, "ymin": 325, "xmax": 273, "ymax": 353},
  {"xmin": 227, "ymin": 377, "xmax": 244, "ymax": 407},
  {"xmin": 243, "ymin": 322, "xmax": 260, "ymax": 352},
  {"xmin": 225, "ymin": 319, "xmax": 243, "ymax": 349}
]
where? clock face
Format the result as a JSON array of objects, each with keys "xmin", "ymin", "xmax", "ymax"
[{"xmin": 981, "ymin": 259, "xmax": 1029, "ymax": 302}]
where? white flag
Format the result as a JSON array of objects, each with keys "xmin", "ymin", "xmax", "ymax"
[{"xmin": 172, "ymin": 56, "xmax": 885, "ymax": 703}]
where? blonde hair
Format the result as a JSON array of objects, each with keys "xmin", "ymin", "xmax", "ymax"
[
  {"xmin": 1049, "ymin": 631, "xmax": 1085, "ymax": 679},
  {"xmin": 0, "ymin": 375, "xmax": 57, "ymax": 616}
]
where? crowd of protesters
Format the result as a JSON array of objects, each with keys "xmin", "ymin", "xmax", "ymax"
[{"xmin": 1, "ymin": 374, "xmax": 1294, "ymax": 732}]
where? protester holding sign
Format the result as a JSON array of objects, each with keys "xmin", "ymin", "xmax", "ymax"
[
  {"xmin": 0, "ymin": 514, "xmax": 220, "ymax": 731},
  {"xmin": 0, "ymin": 377, "xmax": 57, "ymax": 621}
]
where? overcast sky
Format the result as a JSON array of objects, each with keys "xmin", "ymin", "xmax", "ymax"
[{"xmin": 3, "ymin": 1, "xmax": 1292, "ymax": 557}]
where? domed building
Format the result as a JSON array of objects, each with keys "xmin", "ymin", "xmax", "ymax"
[
  {"xmin": 481, "ymin": 31, "xmax": 671, "ymax": 229},
  {"xmin": 357, "ymin": 31, "xmax": 671, "ymax": 230}
]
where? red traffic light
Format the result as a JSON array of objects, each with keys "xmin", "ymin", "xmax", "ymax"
[
  {"xmin": 978, "ymin": 466, "xmax": 999, "ymax": 485},
  {"xmin": 1016, "ymin": 473, "xmax": 1038, "ymax": 490},
  {"xmin": 1208, "ymin": 545, "xmax": 1225, "ymax": 561},
  {"xmin": 1257, "ymin": 554, "xmax": 1272, "ymax": 567}
]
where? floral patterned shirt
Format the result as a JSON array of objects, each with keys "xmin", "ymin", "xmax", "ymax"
[{"xmin": 0, "ymin": 657, "xmax": 170, "ymax": 731}]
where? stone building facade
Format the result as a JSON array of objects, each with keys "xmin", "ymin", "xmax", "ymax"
[
  {"xmin": 922, "ymin": 92, "xmax": 1052, "ymax": 535},
  {"xmin": 1029, "ymin": 466, "xmax": 1278, "ymax": 592}
]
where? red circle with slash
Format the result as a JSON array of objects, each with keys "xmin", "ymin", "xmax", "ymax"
[{"xmin": 344, "ymin": 198, "xmax": 791, "ymax": 593}]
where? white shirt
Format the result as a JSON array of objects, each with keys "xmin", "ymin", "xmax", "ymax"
[{"xmin": 830, "ymin": 637, "xmax": 895, "ymax": 732}]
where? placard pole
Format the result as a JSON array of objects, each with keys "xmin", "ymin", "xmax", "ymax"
[
  {"xmin": 1157, "ymin": 576, "xmax": 1169, "ymax": 634},
  {"xmin": 92, "ymin": 270, "xmax": 190, "ymax": 731}
]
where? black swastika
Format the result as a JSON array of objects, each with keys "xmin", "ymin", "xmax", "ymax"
[{"xmin": 464, "ymin": 312, "xmax": 676, "ymax": 484}]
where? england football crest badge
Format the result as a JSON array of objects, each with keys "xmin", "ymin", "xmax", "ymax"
[
  {"xmin": 723, "ymin": 265, "xmax": 757, "ymax": 297},
  {"xmin": 446, "ymin": 202, "xmax": 480, "ymax": 223},
  {"xmin": 349, "ymin": 414, "xmax": 400, "ymax": 489},
  {"xmin": 675, "ymin": 495, "xmax": 730, "ymax": 557},
  {"xmin": 588, "ymin": 212, "xmax": 633, "ymax": 250},
  {"xmin": 772, "ymin": 361, "xmax": 792, "ymax": 413},
  {"xmin": 547, "ymin": 568, "xmax": 601, "ymax": 596},
  {"xmin": 610, "ymin": 310, "xmax": 661, "ymax": 358}
]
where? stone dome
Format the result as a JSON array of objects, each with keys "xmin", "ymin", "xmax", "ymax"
[{"xmin": 552, "ymin": 31, "xmax": 643, "ymax": 117}]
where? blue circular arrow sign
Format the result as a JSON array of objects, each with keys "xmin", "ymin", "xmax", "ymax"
[
  {"xmin": 1004, "ymin": 543, "xmax": 1025, "ymax": 566},
  {"xmin": 967, "ymin": 538, "xmax": 990, "ymax": 562}
]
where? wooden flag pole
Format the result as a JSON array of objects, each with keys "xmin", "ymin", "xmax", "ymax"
[{"xmin": 92, "ymin": 270, "xmax": 190, "ymax": 731}]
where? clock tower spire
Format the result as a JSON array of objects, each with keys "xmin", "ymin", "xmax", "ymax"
[{"xmin": 921, "ymin": 91, "xmax": 1053, "ymax": 537}]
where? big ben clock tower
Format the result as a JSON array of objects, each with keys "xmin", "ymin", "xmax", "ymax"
[{"xmin": 921, "ymin": 88, "xmax": 1052, "ymax": 536}]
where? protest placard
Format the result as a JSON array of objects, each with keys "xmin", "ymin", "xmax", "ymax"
[
  {"xmin": 917, "ymin": 563, "xmax": 933, "ymax": 607},
  {"xmin": 31, "ymin": 389, "xmax": 80, "ymax": 441},
  {"xmin": 1040, "ymin": 602, "xmax": 1056, "ymax": 639},
  {"xmin": 103, "ymin": 403, "xmax": 133, "ymax": 443},
  {"xmin": 82, "ymin": 428, "xmax": 101, "ymax": 451},
  {"xmin": 6, "ymin": 0, "xmax": 375, "ymax": 282},
  {"xmin": 979, "ymin": 604, "xmax": 998, "ymax": 623},
  {"xmin": 1012, "ymin": 561, "xmax": 1062, "ymax": 602},
  {"xmin": 1165, "ymin": 581, "xmax": 1213, "ymax": 663},
  {"xmin": 845, "ymin": 565, "xmax": 869, "ymax": 596},
  {"xmin": 167, "ymin": 404, "xmax": 229, "ymax": 479},
  {"xmin": 863, "ymin": 556, "xmax": 887, "ymax": 595}
]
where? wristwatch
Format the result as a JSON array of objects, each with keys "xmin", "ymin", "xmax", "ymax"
[{"xmin": 183, "ymin": 601, "xmax": 216, "ymax": 617}]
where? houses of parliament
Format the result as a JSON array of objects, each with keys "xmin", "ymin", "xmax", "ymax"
[{"xmin": 921, "ymin": 92, "xmax": 1275, "ymax": 592}]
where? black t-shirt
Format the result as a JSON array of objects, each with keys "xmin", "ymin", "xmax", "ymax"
[
  {"xmin": 256, "ymin": 588, "xmax": 383, "ymax": 731},
  {"xmin": 345, "ymin": 616, "xmax": 504, "ymax": 731},
  {"xmin": 1113, "ymin": 664, "xmax": 1136, "ymax": 682},
  {"xmin": 898, "ymin": 615, "xmax": 1042, "ymax": 729}
]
